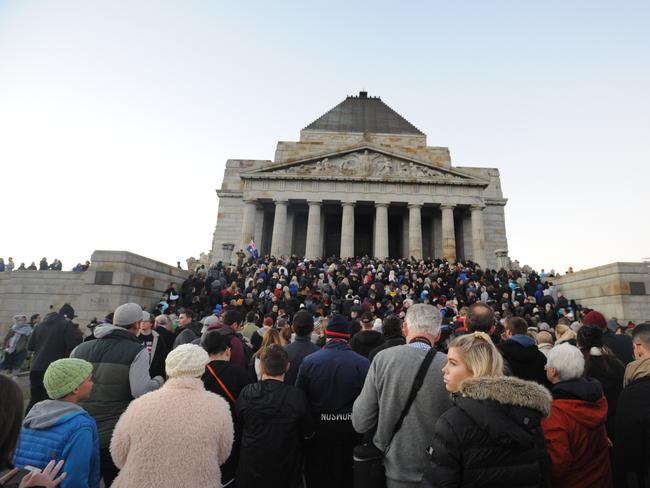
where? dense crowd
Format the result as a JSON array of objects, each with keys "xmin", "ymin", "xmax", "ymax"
[
  {"xmin": 0, "ymin": 258, "xmax": 90, "ymax": 273},
  {"xmin": 0, "ymin": 256, "xmax": 648, "ymax": 488}
]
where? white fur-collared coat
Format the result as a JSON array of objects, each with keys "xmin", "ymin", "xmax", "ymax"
[{"xmin": 110, "ymin": 377, "xmax": 233, "ymax": 488}]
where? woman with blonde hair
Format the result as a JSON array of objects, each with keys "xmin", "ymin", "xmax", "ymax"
[
  {"xmin": 555, "ymin": 323, "xmax": 577, "ymax": 344},
  {"xmin": 250, "ymin": 328, "xmax": 286, "ymax": 380},
  {"xmin": 421, "ymin": 332, "xmax": 552, "ymax": 487}
]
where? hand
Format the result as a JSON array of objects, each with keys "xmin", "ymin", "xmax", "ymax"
[
  {"xmin": 0, "ymin": 469, "xmax": 19, "ymax": 485},
  {"xmin": 19, "ymin": 460, "xmax": 66, "ymax": 488}
]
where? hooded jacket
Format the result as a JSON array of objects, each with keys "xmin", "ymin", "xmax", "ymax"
[
  {"xmin": 3, "ymin": 320, "xmax": 32, "ymax": 354},
  {"xmin": 235, "ymin": 379, "xmax": 313, "ymax": 488},
  {"xmin": 350, "ymin": 329, "xmax": 385, "ymax": 358},
  {"xmin": 497, "ymin": 335, "xmax": 548, "ymax": 386},
  {"xmin": 542, "ymin": 377, "xmax": 613, "ymax": 488},
  {"xmin": 28, "ymin": 312, "xmax": 82, "ymax": 372},
  {"xmin": 14, "ymin": 400, "xmax": 100, "ymax": 488},
  {"xmin": 421, "ymin": 376, "xmax": 552, "ymax": 488}
]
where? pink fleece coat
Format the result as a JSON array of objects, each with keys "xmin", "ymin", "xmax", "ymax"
[{"xmin": 110, "ymin": 377, "xmax": 233, "ymax": 488}]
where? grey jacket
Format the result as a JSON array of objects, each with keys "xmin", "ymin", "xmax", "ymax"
[{"xmin": 352, "ymin": 344, "xmax": 451, "ymax": 487}]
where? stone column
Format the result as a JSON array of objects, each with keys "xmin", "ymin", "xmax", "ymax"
[
  {"xmin": 270, "ymin": 199, "xmax": 288, "ymax": 257},
  {"xmin": 304, "ymin": 201, "xmax": 322, "ymax": 260},
  {"xmin": 470, "ymin": 205, "xmax": 487, "ymax": 267},
  {"xmin": 374, "ymin": 203, "xmax": 389, "ymax": 260},
  {"xmin": 240, "ymin": 200, "xmax": 257, "ymax": 252},
  {"xmin": 408, "ymin": 203, "xmax": 423, "ymax": 260},
  {"xmin": 441, "ymin": 204, "xmax": 457, "ymax": 262},
  {"xmin": 340, "ymin": 201, "xmax": 355, "ymax": 258}
]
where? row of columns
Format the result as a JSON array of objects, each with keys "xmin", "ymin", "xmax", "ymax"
[{"xmin": 240, "ymin": 199, "xmax": 487, "ymax": 265}]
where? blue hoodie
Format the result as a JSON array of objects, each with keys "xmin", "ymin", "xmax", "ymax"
[{"xmin": 14, "ymin": 400, "xmax": 100, "ymax": 488}]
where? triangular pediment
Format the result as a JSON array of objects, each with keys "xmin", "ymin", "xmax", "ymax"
[{"xmin": 241, "ymin": 145, "xmax": 488, "ymax": 186}]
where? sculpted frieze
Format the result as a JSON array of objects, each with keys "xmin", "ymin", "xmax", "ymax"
[{"xmin": 262, "ymin": 150, "xmax": 460, "ymax": 181}]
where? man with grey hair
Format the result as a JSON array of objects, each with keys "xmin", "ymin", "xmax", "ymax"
[{"xmin": 352, "ymin": 304, "xmax": 451, "ymax": 487}]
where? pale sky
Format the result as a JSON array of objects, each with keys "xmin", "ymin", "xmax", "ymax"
[{"xmin": 1, "ymin": 0, "xmax": 648, "ymax": 273}]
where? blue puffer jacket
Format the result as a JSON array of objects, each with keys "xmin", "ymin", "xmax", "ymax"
[{"xmin": 14, "ymin": 400, "xmax": 100, "ymax": 488}]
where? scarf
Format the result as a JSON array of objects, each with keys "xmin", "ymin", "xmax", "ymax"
[{"xmin": 623, "ymin": 356, "xmax": 650, "ymax": 387}]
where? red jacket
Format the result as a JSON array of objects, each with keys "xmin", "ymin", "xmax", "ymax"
[{"xmin": 542, "ymin": 377, "xmax": 613, "ymax": 488}]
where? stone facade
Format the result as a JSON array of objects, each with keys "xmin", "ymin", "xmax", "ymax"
[
  {"xmin": 0, "ymin": 250, "xmax": 187, "ymax": 337},
  {"xmin": 211, "ymin": 92, "xmax": 508, "ymax": 268},
  {"xmin": 553, "ymin": 262, "xmax": 650, "ymax": 324}
]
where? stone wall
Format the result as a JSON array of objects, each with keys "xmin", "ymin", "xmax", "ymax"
[
  {"xmin": 553, "ymin": 262, "xmax": 650, "ymax": 324},
  {"xmin": 0, "ymin": 250, "xmax": 187, "ymax": 337}
]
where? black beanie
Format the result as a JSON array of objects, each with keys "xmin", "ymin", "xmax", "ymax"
[
  {"xmin": 59, "ymin": 304, "xmax": 76, "ymax": 320},
  {"xmin": 326, "ymin": 314, "xmax": 350, "ymax": 339}
]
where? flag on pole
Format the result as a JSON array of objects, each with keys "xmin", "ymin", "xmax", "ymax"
[{"xmin": 246, "ymin": 240, "xmax": 259, "ymax": 259}]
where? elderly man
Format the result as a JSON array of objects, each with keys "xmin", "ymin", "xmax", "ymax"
[
  {"xmin": 615, "ymin": 322, "xmax": 650, "ymax": 487},
  {"xmin": 352, "ymin": 304, "xmax": 451, "ymax": 488},
  {"xmin": 542, "ymin": 343, "xmax": 612, "ymax": 488}
]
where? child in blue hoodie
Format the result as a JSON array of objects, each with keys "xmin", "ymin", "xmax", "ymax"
[{"xmin": 14, "ymin": 358, "xmax": 100, "ymax": 488}]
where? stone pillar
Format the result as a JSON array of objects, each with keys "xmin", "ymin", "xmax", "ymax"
[
  {"xmin": 374, "ymin": 203, "xmax": 389, "ymax": 260},
  {"xmin": 304, "ymin": 201, "xmax": 322, "ymax": 260},
  {"xmin": 254, "ymin": 207, "xmax": 264, "ymax": 248},
  {"xmin": 408, "ymin": 203, "xmax": 423, "ymax": 260},
  {"xmin": 285, "ymin": 209, "xmax": 294, "ymax": 256},
  {"xmin": 470, "ymin": 205, "xmax": 487, "ymax": 267},
  {"xmin": 340, "ymin": 201, "xmax": 355, "ymax": 258},
  {"xmin": 495, "ymin": 249, "xmax": 510, "ymax": 270},
  {"xmin": 240, "ymin": 200, "xmax": 257, "ymax": 252},
  {"xmin": 441, "ymin": 204, "xmax": 456, "ymax": 262},
  {"xmin": 270, "ymin": 200, "xmax": 288, "ymax": 257}
]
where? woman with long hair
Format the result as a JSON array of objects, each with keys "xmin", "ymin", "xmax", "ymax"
[
  {"xmin": 250, "ymin": 328, "xmax": 286, "ymax": 380},
  {"xmin": 422, "ymin": 332, "xmax": 551, "ymax": 487}
]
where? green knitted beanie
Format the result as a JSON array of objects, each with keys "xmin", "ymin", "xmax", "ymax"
[{"xmin": 44, "ymin": 358, "xmax": 93, "ymax": 399}]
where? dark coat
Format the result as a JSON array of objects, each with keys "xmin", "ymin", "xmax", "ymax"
[
  {"xmin": 235, "ymin": 379, "xmax": 313, "ymax": 488},
  {"xmin": 421, "ymin": 376, "xmax": 552, "ymax": 488},
  {"xmin": 368, "ymin": 335, "xmax": 406, "ymax": 361},
  {"xmin": 498, "ymin": 337, "xmax": 548, "ymax": 386},
  {"xmin": 27, "ymin": 312, "xmax": 82, "ymax": 372},
  {"xmin": 350, "ymin": 330, "xmax": 385, "ymax": 358},
  {"xmin": 542, "ymin": 377, "xmax": 613, "ymax": 488},
  {"xmin": 284, "ymin": 336, "xmax": 320, "ymax": 385},
  {"xmin": 602, "ymin": 330, "xmax": 635, "ymax": 365},
  {"xmin": 615, "ymin": 361, "xmax": 650, "ymax": 488}
]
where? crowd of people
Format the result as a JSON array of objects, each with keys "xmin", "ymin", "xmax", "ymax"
[
  {"xmin": 0, "ymin": 258, "xmax": 90, "ymax": 273},
  {"xmin": 0, "ymin": 255, "xmax": 648, "ymax": 488}
]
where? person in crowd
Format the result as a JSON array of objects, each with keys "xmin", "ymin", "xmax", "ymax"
[
  {"xmin": 615, "ymin": 322, "xmax": 650, "ymax": 487},
  {"xmin": 1, "ymin": 315, "xmax": 33, "ymax": 374},
  {"xmin": 421, "ymin": 332, "xmax": 551, "ymax": 488},
  {"xmin": 38, "ymin": 258, "xmax": 48, "ymax": 270},
  {"xmin": 26, "ymin": 304, "xmax": 83, "ymax": 412},
  {"xmin": 202, "ymin": 330, "xmax": 253, "ymax": 487},
  {"xmin": 297, "ymin": 314, "xmax": 370, "ymax": 488},
  {"xmin": 71, "ymin": 303, "xmax": 163, "ymax": 486},
  {"xmin": 555, "ymin": 321, "xmax": 577, "ymax": 345},
  {"xmin": 110, "ymin": 344, "xmax": 233, "ymax": 488},
  {"xmin": 537, "ymin": 330, "xmax": 554, "ymax": 357},
  {"xmin": 235, "ymin": 344, "xmax": 313, "ymax": 488},
  {"xmin": 5, "ymin": 258, "xmax": 14, "ymax": 272},
  {"xmin": 137, "ymin": 311, "xmax": 169, "ymax": 378},
  {"xmin": 576, "ymin": 325, "xmax": 625, "ymax": 440},
  {"xmin": 26, "ymin": 263, "xmax": 36, "ymax": 271},
  {"xmin": 350, "ymin": 311, "xmax": 385, "ymax": 358},
  {"xmin": 152, "ymin": 314, "xmax": 175, "ymax": 351},
  {"xmin": 241, "ymin": 311, "xmax": 260, "ymax": 342},
  {"xmin": 542, "ymin": 343, "xmax": 612, "ymax": 488},
  {"xmin": 497, "ymin": 316, "xmax": 548, "ymax": 385},
  {"xmin": 172, "ymin": 308, "xmax": 203, "ymax": 347},
  {"xmin": 163, "ymin": 282, "xmax": 180, "ymax": 310},
  {"xmin": 353, "ymin": 304, "xmax": 450, "ymax": 487},
  {"xmin": 0, "ymin": 375, "xmax": 67, "ymax": 488},
  {"xmin": 13, "ymin": 358, "xmax": 99, "ymax": 488},
  {"xmin": 250, "ymin": 328, "xmax": 285, "ymax": 380},
  {"xmin": 30, "ymin": 314, "xmax": 41, "ymax": 328},
  {"xmin": 465, "ymin": 302, "xmax": 496, "ymax": 334},
  {"xmin": 251, "ymin": 315, "xmax": 274, "ymax": 352},
  {"xmin": 582, "ymin": 310, "xmax": 635, "ymax": 365},
  {"xmin": 368, "ymin": 314, "xmax": 405, "ymax": 361},
  {"xmin": 284, "ymin": 310, "xmax": 319, "ymax": 385},
  {"xmin": 210, "ymin": 310, "xmax": 250, "ymax": 370}
]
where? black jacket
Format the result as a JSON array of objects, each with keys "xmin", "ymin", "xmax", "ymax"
[
  {"xmin": 498, "ymin": 337, "xmax": 548, "ymax": 386},
  {"xmin": 27, "ymin": 312, "xmax": 82, "ymax": 372},
  {"xmin": 368, "ymin": 335, "xmax": 406, "ymax": 361},
  {"xmin": 603, "ymin": 330, "xmax": 634, "ymax": 365},
  {"xmin": 284, "ymin": 336, "xmax": 320, "ymax": 385},
  {"xmin": 422, "ymin": 376, "xmax": 552, "ymax": 488},
  {"xmin": 350, "ymin": 330, "xmax": 385, "ymax": 358},
  {"xmin": 235, "ymin": 379, "xmax": 313, "ymax": 488},
  {"xmin": 615, "ymin": 366, "xmax": 650, "ymax": 488}
]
